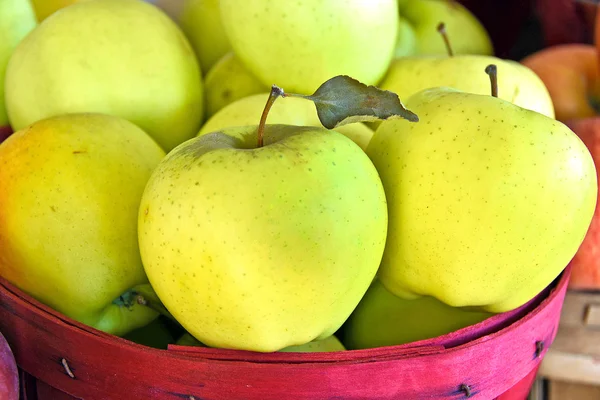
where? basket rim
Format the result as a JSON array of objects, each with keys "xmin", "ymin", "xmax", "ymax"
[{"xmin": 0, "ymin": 264, "xmax": 570, "ymax": 365}]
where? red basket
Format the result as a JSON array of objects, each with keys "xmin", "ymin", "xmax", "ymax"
[{"xmin": 0, "ymin": 266, "xmax": 570, "ymax": 400}]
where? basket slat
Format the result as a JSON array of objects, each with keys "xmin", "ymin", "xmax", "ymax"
[{"xmin": 0, "ymin": 268, "xmax": 569, "ymax": 400}]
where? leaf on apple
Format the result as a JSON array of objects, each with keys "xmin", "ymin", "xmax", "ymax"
[{"xmin": 296, "ymin": 75, "xmax": 419, "ymax": 128}]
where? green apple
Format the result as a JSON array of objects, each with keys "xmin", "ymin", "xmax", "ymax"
[
  {"xmin": 123, "ymin": 317, "xmax": 175, "ymax": 349},
  {"xmin": 5, "ymin": 0, "xmax": 203, "ymax": 152},
  {"xmin": 29, "ymin": 0, "xmax": 80, "ymax": 21},
  {"xmin": 138, "ymin": 124, "xmax": 388, "ymax": 352},
  {"xmin": 366, "ymin": 86, "xmax": 597, "ymax": 313},
  {"xmin": 204, "ymin": 52, "xmax": 267, "ymax": 118},
  {"xmin": 0, "ymin": 0, "xmax": 37, "ymax": 127},
  {"xmin": 178, "ymin": 0, "xmax": 231, "ymax": 75},
  {"xmin": 342, "ymin": 279, "xmax": 492, "ymax": 349},
  {"xmin": 219, "ymin": 0, "xmax": 398, "ymax": 94},
  {"xmin": 279, "ymin": 335, "xmax": 345, "ymax": 352},
  {"xmin": 199, "ymin": 93, "xmax": 374, "ymax": 151},
  {"xmin": 176, "ymin": 332, "xmax": 345, "ymax": 352},
  {"xmin": 395, "ymin": 17, "xmax": 418, "ymax": 58},
  {"xmin": 396, "ymin": 0, "xmax": 493, "ymax": 57},
  {"xmin": 379, "ymin": 55, "xmax": 555, "ymax": 118},
  {"xmin": 0, "ymin": 113, "xmax": 166, "ymax": 336}
]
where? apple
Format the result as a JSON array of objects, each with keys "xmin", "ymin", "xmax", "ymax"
[
  {"xmin": 123, "ymin": 317, "xmax": 176, "ymax": 349},
  {"xmin": 29, "ymin": 0, "xmax": 79, "ymax": 21},
  {"xmin": 5, "ymin": 0, "xmax": 203, "ymax": 152},
  {"xmin": 278, "ymin": 335, "xmax": 345, "ymax": 353},
  {"xmin": 177, "ymin": 0, "xmax": 231, "ymax": 75},
  {"xmin": 534, "ymin": 0, "xmax": 596, "ymax": 47},
  {"xmin": 138, "ymin": 123, "xmax": 388, "ymax": 352},
  {"xmin": 521, "ymin": 44, "xmax": 599, "ymax": 122},
  {"xmin": 366, "ymin": 83, "xmax": 597, "ymax": 313},
  {"xmin": 199, "ymin": 93, "xmax": 374, "ymax": 151},
  {"xmin": 176, "ymin": 333, "xmax": 346, "ymax": 352},
  {"xmin": 0, "ymin": 331, "xmax": 18, "ymax": 400},
  {"xmin": 204, "ymin": 52, "xmax": 267, "ymax": 118},
  {"xmin": 565, "ymin": 117, "xmax": 600, "ymax": 289},
  {"xmin": 0, "ymin": 113, "xmax": 166, "ymax": 336},
  {"xmin": 219, "ymin": 0, "xmax": 398, "ymax": 94},
  {"xmin": 0, "ymin": 0, "xmax": 37, "ymax": 129},
  {"xmin": 342, "ymin": 279, "xmax": 493, "ymax": 350},
  {"xmin": 379, "ymin": 54, "xmax": 555, "ymax": 119},
  {"xmin": 396, "ymin": 0, "xmax": 493, "ymax": 57}
]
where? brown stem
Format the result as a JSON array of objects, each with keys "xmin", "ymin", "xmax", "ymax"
[
  {"xmin": 257, "ymin": 84, "xmax": 285, "ymax": 148},
  {"xmin": 135, "ymin": 294, "xmax": 180, "ymax": 325},
  {"xmin": 437, "ymin": 22, "xmax": 454, "ymax": 57},
  {"xmin": 484, "ymin": 64, "xmax": 498, "ymax": 98}
]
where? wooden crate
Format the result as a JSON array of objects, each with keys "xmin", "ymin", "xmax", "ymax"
[{"xmin": 535, "ymin": 290, "xmax": 600, "ymax": 400}]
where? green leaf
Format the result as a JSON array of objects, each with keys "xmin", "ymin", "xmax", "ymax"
[{"xmin": 298, "ymin": 75, "xmax": 419, "ymax": 129}]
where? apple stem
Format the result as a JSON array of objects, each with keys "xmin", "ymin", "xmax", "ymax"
[
  {"xmin": 436, "ymin": 23, "xmax": 454, "ymax": 57},
  {"xmin": 129, "ymin": 284, "xmax": 182, "ymax": 326},
  {"xmin": 485, "ymin": 64, "xmax": 498, "ymax": 98},
  {"xmin": 135, "ymin": 294, "xmax": 180, "ymax": 325},
  {"xmin": 257, "ymin": 84, "xmax": 286, "ymax": 148}
]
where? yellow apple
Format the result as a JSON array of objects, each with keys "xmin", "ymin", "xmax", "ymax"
[
  {"xmin": 367, "ymin": 87, "xmax": 596, "ymax": 312},
  {"xmin": 5, "ymin": 0, "xmax": 203, "ymax": 152},
  {"xmin": 199, "ymin": 93, "xmax": 374, "ymax": 151},
  {"xmin": 0, "ymin": 0, "xmax": 37, "ymax": 127},
  {"xmin": 379, "ymin": 55, "xmax": 555, "ymax": 118},
  {"xmin": 343, "ymin": 279, "xmax": 492, "ymax": 349},
  {"xmin": 219, "ymin": 0, "xmax": 398, "ymax": 94},
  {"xmin": 139, "ymin": 124, "xmax": 387, "ymax": 352},
  {"xmin": 178, "ymin": 0, "xmax": 231, "ymax": 74},
  {"xmin": 0, "ymin": 113, "xmax": 166, "ymax": 335},
  {"xmin": 29, "ymin": 0, "xmax": 80, "ymax": 21},
  {"xmin": 204, "ymin": 52, "xmax": 266, "ymax": 118}
]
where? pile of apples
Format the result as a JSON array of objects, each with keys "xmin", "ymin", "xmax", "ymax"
[
  {"xmin": 521, "ymin": 11, "xmax": 600, "ymax": 290},
  {"xmin": 0, "ymin": 0, "xmax": 597, "ymax": 357}
]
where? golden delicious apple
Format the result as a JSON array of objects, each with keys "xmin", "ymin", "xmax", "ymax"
[
  {"xmin": 396, "ymin": 0, "xmax": 493, "ymax": 57},
  {"xmin": 0, "ymin": 113, "xmax": 165, "ymax": 335},
  {"xmin": 367, "ymin": 87, "xmax": 597, "ymax": 313},
  {"xmin": 139, "ymin": 124, "xmax": 387, "ymax": 352},
  {"xmin": 5, "ymin": 0, "xmax": 203, "ymax": 152},
  {"xmin": 0, "ymin": 0, "xmax": 37, "ymax": 127},
  {"xmin": 29, "ymin": 0, "xmax": 79, "ymax": 21},
  {"xmin": 178, "ymin": 0, "xmax": 231, "ymax": 75},
  {"xmin": 219, "ymin": 0, "xmax": 398, "ymax": 94},
  {"xmin": 379, "ymin": 55, "xmax": 555, "ymax": 118},
  {"xmin": 342, "ymin": 279, "xmax": 492, "ymax": 349},
  {"xmin": 176, "ymin": 332, "xmax": 345, "ymax": 352},
  {"xmin": 199, "ymin": 93, "xmax": 374, "ymax": 151},
  {"xmin": 204, "ymin": 52, "xmax": 266, "ymax": 118}
]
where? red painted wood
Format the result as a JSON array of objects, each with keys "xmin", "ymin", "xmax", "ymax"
[
  {"xmin": 0, "ymin": 330, "xmax": 18, "ymax": 400},
  {"xmin": 1, "ymin": 267, "xmax": 570, "ymax": 400}
]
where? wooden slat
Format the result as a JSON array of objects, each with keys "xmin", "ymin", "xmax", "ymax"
[
  {"xmin": 538, "ymin": 349, "xmax": 600, "ymax": 385},
  {"xmin": 584, "ymin": 303, "xmax": 600, "ymax": 327},
  {"xmin": 551, "ymin": 325, "xmax": 600, "ymax": 356},
  {"xmin": 548, "ymin": 380, "xmax": 600, "ymax": 400},
  {"xmin": 558, "ymin": 291, "xmax": 600, "ymax": 327}
]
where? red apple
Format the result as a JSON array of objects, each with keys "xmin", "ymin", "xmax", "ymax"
[
  {"xmin": 521, "ymin": 44, "xmax": 600, "ymax": 122},
  {"xmin": 0, "ymin": 331, "xmax": 18, "ymax": 400},
  {"xmin": 534, "ymin": 0, "xmax": 596, "ymax": 46},
  {"xmin": 565, "ymin": 117, "xmax": 600, "ymax": 289}
]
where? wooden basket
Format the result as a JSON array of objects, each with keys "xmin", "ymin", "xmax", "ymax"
[{"xmin": 0, "ymin": 265, "xmax": 571, "ymax": 400}]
